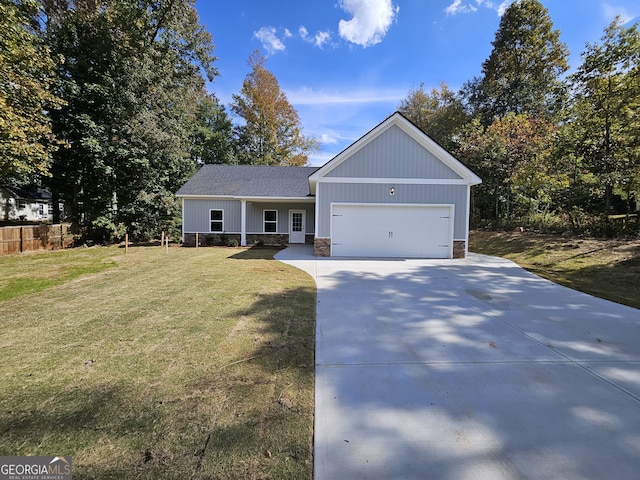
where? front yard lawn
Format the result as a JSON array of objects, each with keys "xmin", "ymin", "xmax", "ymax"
[{"xmin": 0, "ymin": 246, "xmax": 315, "ymax": 479}]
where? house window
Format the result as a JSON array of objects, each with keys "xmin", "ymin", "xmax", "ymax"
[
  {"xmin": 37, "ymin": 204, "xmax": 44, "ymax": 217},
  {"xmin": 264, "ymin": 210, "xmax": 277, "ymax": 233},
  {"xmin": 210, "ymin": 209, "xmax": 223, "ymax": 232},
  {"xmin": 18, "ymin": 200, "xmax": 26, "ymax": 210},
  {"xmin": 48, "ymin": 204, "xmax": 54, "ymax": 215}
]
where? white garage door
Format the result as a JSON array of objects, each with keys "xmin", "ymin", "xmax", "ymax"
[{"xmin": 331, "ymin": 203, "xmax": 453, "ymax": 258}]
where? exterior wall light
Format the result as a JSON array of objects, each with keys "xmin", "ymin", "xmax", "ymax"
[{"xmin": 389, "ymin": 187, "xmax": 395, "ymax": 196}]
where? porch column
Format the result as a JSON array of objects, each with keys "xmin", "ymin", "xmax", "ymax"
[{"xmin": 240, "ymin": 199, "xmax": 247, "ymax": 246}]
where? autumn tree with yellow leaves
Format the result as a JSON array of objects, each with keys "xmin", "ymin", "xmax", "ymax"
[{"xmin": 231, "ymin": 51, "xmax": 318, "ymax": 166}]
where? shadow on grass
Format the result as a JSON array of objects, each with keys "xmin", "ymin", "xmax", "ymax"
[
  {"xmin": 117, "ymin": 241, "xmax": 162, "ymax": 248},
  {"xmin": 0, "ymin": 247, "xmax": 316, "ymax": 479},
  {"xmin": 191, "ymin": 280, "xmax": 315, "ymax": 477},
  {"xmin": 471, "ymin": 231, "xmax": 640, "ymax": 309},
  {"xmin": 470, "ymin": 232, "xmax": 550, "ymax": 258},
  {"xmin": 0, "ymin": 384, "xmax": 121, "ymax": 443},
  {"xmin": 229, "ymin": 246, "xmax": 286, "ymax": 260},
  {"xmin": 529, "ymin": 256, "xmax": 640, "ymax": 309}
]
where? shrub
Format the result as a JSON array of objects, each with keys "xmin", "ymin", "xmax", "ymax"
[
  {"xmin": 204, "ymin": 234, "xmax": 216, "ymax": 246},
  {"xmin": 474, "ymin": 207, "xmax": 640, "ymax": 239}
]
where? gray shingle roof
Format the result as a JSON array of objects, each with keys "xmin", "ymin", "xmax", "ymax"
[
  {"xmin": 176, "ymin": 165, "xmax": 320, "ymax": 198},
  {"xmin": 4, "ymin": 186, "xmax": 52, "ymax": 200}
]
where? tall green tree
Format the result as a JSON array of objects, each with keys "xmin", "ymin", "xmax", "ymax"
[
  {"xmin": 465, "ymin": 0, "xmax": 568, "ymax": 123},
  {"xmin": 568, "ymin": 17, "xmax": 640, "ymax": 214},
  {"xmin": 44, "ymin": 0, "xmax": 216, "ymax": 240},
  {"xmin": 190, "ymin": 94, "xmax": 236, "ymax": 164},
  {"xmin": 457, "ymin": 113, "xmax": 557, "ymax": 221},
  {"xmin": 0, "ymin": 0, "xmax": 63, "ymax": 185},
  {"xmin": 398, "ymin": 82, "xmax": 468, "ymax": 151},
  {"xmin": 231, "ymin": 51, "xmax": 318, "ymax": 166}
]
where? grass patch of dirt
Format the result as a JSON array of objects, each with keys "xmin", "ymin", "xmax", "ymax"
[
  {"xmin": 469, "ymin": 230, "xmax": 640, "ymax": 309},
  {"xmin": 0, "ymin": 245, "xmax": 315, "ymax": 479}
]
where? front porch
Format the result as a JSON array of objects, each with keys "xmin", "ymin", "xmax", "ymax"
[{"xmin": 181, "ymin": 198, "xmax": 315, "ymax": 247}]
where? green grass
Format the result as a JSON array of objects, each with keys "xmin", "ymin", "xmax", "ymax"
[
  {"xmin": 0, "ymin": 248, "xmax": 118, "ymax": 301},
  {"xmin": 0, "ymin": 246, "xmax": 315, "ymax": 479},
  {"xmin": 470, "ymin": 230, "xmax": 640, "ymax": 309}
]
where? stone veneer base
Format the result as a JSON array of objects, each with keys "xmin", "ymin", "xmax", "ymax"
[
  {"xmin": 453, "ymin": 240, "xmax": 466, "ymax": 259},
  {"xmin": 183, "ymin": 233, "xmax": 314, "ymax": 247},
  {"xmin": 314, "ymin": 238, "xmax": 331, "ymax": 257}
]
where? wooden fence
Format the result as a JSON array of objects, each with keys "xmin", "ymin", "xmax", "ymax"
[{"xmin": 0, "ymin": 224, "xmax": 75, "ymax": 255}]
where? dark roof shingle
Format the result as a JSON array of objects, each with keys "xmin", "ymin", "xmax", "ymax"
[{"xmin": 176, "ymin": 165, "xmax": 319, "ymax": 198}]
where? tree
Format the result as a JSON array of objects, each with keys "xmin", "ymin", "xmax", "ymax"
[
  {"xmin": 0, "ymin": 0, "xmax": 63, "ymax": 185},
  {"xmin": 567, "ymin": 17, "xmax": 640, "ymax": 214},
  {"xmin": 43, "ymin": 0, "xmax": 217, "ymax": 240},
  {"xmin": 398, "ymin": 82, "xmax": 468, "ymax": 151},
  {"xmin": 190, "ymin": 94, "xmax": 236, "ymax": 164},
  {"xmin": 457, "ymin": 113, "xmax": 557, "ymax": 221},
  {"xmin": 465, "ymin": 0, "xmax": 568, "ymax": 123},
  {"xmin": 231, "ymin": 51, "xmax": 318, "ymax": 166}
]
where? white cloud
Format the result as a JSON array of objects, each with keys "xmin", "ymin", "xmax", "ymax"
[
  {"xmin": 299, "ymin": 25, "xmax": 332, "ymax": 48},
  {"xmin": 445, "ymin": 0, "xmax": 513, "ymax": 16},
  {"xmin": 320, "ymin": 133, "xmax": 339, "ymax": 144},
  {"xmin": 284, "ymin": 28, "xmax": 293, "ymax": 39},
  {"xmin": 314, "ymin": 31, "xmax": 331, "ymax": 48},
  {"xmin": 338, "ymin": 0, "xmax": 400, "ymax": 47},
  {"xmin": 253, "ymin": 26, "xmax": 287, "ymax": 55},
  {"xmin": 286, "ymin": 86, "xmax": 405, "ymax": 106},
  {"xmin": 493, "ymin": 1, "xmax": 512, "ymax": 16},
  {"xmin": 603, "ymin": 3, "xmax": 636, "ymax": 24},
  {"xmin": 445, "ymin": 0, "xmax": 477, "ymax": 15}
]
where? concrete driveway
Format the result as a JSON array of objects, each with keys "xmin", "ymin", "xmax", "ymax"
[{"xmin": 275, "ymin": 246, "xmax": 640, "ymax": 480}]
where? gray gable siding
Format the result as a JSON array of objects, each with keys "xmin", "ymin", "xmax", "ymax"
[
  {"xmin": 325, "ymin": 125, "xmax": 462, "ymax": 179},
  {"xmin": 317, "ymin": 183, "xmax": 468, "ymax": 239}
]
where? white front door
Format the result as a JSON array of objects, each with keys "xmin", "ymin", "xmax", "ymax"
[{"xmin": 289, "ymin": 210, "xmax": 306, "ymax": 243}]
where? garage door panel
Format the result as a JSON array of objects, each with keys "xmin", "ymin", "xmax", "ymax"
[{"xmin": 331, "ymin": 204, "xmax": 453, "ymax": 258}]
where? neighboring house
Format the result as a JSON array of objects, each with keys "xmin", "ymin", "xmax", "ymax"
[
  {"xmin": 0, "ymin": 186, "xmax": 63, "ymax": 222},
  {"xmin": 177, "ymin": 112, "xmax": 482, "ymax": 258}
]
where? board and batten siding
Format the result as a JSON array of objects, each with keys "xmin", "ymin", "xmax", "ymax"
[
  {"xmin": 182, "ymin": 199, "xmax": 242, "ymax": 233},
  {"xmin": 316, "ymin": 183, "xmax": 469, "ymax": 239},
  {"xmin": 246, "ymin": 202, "xmax": 315, "ymax": 233},
  {"xmin": 325, "ymin": 125, "xmax": 462, "ymax": 180}
]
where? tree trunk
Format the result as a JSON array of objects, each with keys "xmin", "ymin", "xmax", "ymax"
[
  {"xmin": 52, "ymin": 188, "xmax": 60, "ymax": 224},
  {"xmin": 604, "ymin": 183, "xmax": 613, "ymax": 214}
]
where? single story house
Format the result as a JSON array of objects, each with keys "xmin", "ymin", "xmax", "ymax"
[
  {"xmin": 0, "ymin": 186, "xmax": 63, "ymax": 222},
  {"xmin": 176, "ymin": 112, "xmax": 481, "ymax": 258}
]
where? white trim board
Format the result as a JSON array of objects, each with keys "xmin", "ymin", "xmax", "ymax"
[
  {"xmin": 178, "ymin": 195, "xmax": 315, "ymax": 203},
  {"xmin": 317, "ymin": 177, "xmax": 470, "ymax": 185}
]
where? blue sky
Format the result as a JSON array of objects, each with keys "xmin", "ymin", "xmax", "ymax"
[{"xmin": 195, "ymin": 0, "xmax": 639, "ymax": 166}]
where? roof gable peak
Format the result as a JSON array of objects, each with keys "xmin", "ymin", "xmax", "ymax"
[{"xmin": 309, "ymin": 112, "xmax": 481, "ymax": 191}]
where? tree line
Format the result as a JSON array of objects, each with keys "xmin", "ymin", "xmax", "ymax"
[
  {"xmin": 1, "ymin": 0, "xmax": 638, "ymax": 241},
  {"xmin": 1, "ymin": 0, "xmax": 314, "ymax": 241},
  {"xmin": 399, "ymin": 0, "xmax": 640, "ymax": 236}
]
